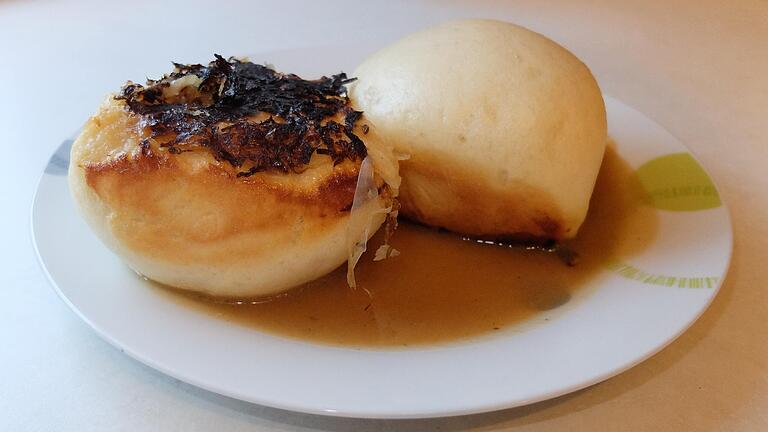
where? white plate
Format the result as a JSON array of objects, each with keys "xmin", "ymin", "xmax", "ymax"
[{"xmin": 32, "ymin": 47, "xmax": 732, "ymax": 419}]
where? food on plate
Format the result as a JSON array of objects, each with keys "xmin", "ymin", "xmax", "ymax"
[
  {"xmin": 350, "ymin": 19, "xmax": 607, "ymax": 241},
  {"xmin": 68, "ymin": 56, "xmax": 400, "ymax": 298},
  {"xmin": 68, "ymin": 18, "xmax": 606, "ymax": 304}
]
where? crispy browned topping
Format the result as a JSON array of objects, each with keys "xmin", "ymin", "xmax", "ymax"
[{"xmin": 116, "ymin": 55, "xmax": 367, "ymax": 176}]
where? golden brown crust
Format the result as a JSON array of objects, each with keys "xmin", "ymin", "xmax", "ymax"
[
  {"xmin": 84, "ymin": 152, "xmax": 359, "ymax": 217},
  {"xmin": 72, "ymin": 98, "xmax": 366, "ymax": 267},
  {"xmin": 397, "ymin": 153, "xmax": 568, "ymax": 241},
  {"xmin": 82, "ymin": 149, "xmax": 360, "ymax": 267}
]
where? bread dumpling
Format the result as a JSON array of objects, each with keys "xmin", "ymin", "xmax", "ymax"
[
  {"xmin": 350, "ymin": 19, "xmax": 606, "ymax": 241},
  {"xmin": 69, "ymin": 56, "xmax": 399, "ymax": 298}
]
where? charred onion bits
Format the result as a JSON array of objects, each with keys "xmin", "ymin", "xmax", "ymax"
[
  {"xmin": 116, "ymin": 55, "xmax": 368, "ymax": 176},
  {"xmin": 69, "ymin": 55, "xmax": 400, "ymax": 298}
]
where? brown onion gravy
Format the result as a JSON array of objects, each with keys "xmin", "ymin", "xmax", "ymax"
[{"xmin": 157, "ymin": 147, "xmax": 657, "ymax": 347}]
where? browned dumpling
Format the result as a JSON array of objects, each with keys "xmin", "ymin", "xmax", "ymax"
[{"xmin": 69, "ymin": 57, "xmax": 399, "ymax": 298}]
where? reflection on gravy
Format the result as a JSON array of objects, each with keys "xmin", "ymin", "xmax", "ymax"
[{"xmin": 159, "ymin": 147, "xmax": 657, "ymax": 347}]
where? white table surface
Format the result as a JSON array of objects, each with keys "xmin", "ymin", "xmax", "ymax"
[{"xmin": 2, "ymin": 1, "xmax": 767, "ymax": 430}]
